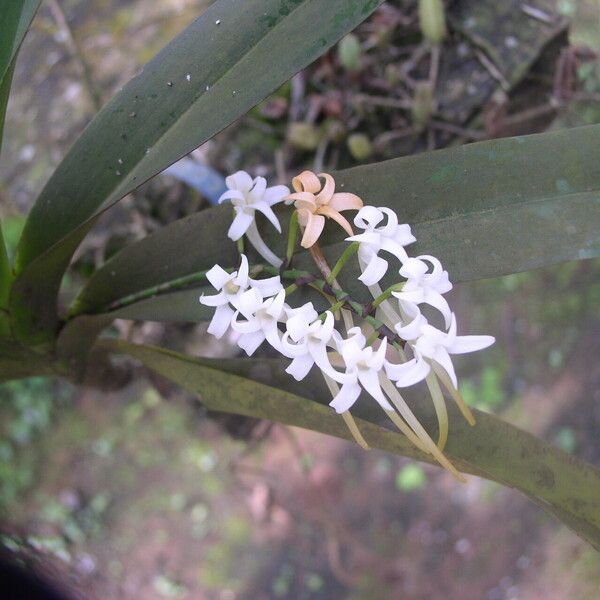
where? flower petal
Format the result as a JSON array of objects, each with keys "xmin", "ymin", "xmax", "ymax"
[
  {"xmin": 431, "ymin": 349, "xmax": 458, "ymax": 389},
  {"xmin": 227, "ymin": 211, "xmax": 254, "ymax": 241},
  {"xmin": 285, "ymin": 353, "xmax": 314, "ymax": 381},
  {"xmin": 422, "ymin": 290, "xmax": 452, "ymax": 329},
  {"xmin": 226, "ymin": 170, "xmax": 253, "ymax": 192},
  {"xmin": 207, "ymin": 304, "xmax": 234, "ymax": 338},
  {"xmin": 329, "ymin": 382, "xmax": 362, "ymax": 414},
  {"xmin": 315, "ymin": 173, "xmax": 335, "ymax": 204},
  {"xmin": 237, "ymin": 330, "xmax": 265, "ymax": 356},
  {"xmin": 450, "ymin": 334, "xmax": 495, "ymax": 355},
  {"xmin": 328, "ymin": 192, "xmax": 363, "ymax": 212},
  {"xmin": 358, "ymin": 368, "xmax": 393, "ymax": 410},
  {"xmin": 318, "ymin": 206, "xmax": 354, "ymax": 236},
  {"xmin": 249, "ymin": 176, "xmax": 267, "ymax": 201},
  {"xmin": 358, "ymin": 254, "xmax": 388, "ymax": 286},
  {"xmin": 199, "ymin": 291, "xmax": 227, "ymax": 307},
  {"xmin": 234, "ymin": 288, "xmax": 263, "ymax": 319},
  {"xmin": 300, "ymin": 213, "xmax": 326, "ymax": 248},
  {"xmin": 235, "ymin": 254, "xmax": 249, "ymax": 286},
  {"xmin": 354, "ymin": 205, "xmax": 384, "ymax": 229},
  {"xmin": 292, "ymin": 170, "xmax": 321, "ymax": 193},
  {"xmin": 263, "ymin": 185, "xmax": 290, "ymax": 206},
  {"xmin": 205, "ymin": 264, "xmax": 232, "ymax": 290},
  {"xmin": 250, "ymin": 275, "xmax": 282, "ymax": 297},
  {"xmin": 254, "ymin": 202, "xmax": 282, "ymax": 233},
  {"xmin": 385, "ymin": 356, "xmax": 430, "ymax": 387},
  {"xmin": 218, "ymin": 189, "xmax": 245, "ymax": 204}
]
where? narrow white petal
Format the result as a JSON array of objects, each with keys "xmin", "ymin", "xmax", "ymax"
[
  {"xmin": 280, "ymin": 333, "xmax": 308, "ymax": 358},
  {"xmin": 432, "ymin": 349, "xmax": 458, "ymax": 389},
  {"xmin": 227, "ymin": 211, "xmax": 254, "ymax": 241},
  {"xmin": 218, "ymin": 189, "xmax": 245, "ymax": 204},
  {"xmin": 329, "ymin": 382, "xmax": 362, "ymax": 414},
  {"xmin": 266, "ymin": 289, "xmax": 286, "ymax": 319},
  {"xmin": 245, "ymin": 222, "xmax": 283, "ymax": 268},
  {"xmin": 263, "ymin": 185, "xmax": 291, "ymax": 206},
  {"xmin": 206, "ymin": 264, "xmax": 233, "ymax": 290},
  {"xmin": 234, "ymin": 289, "xmax": 263, "ymax": 320},
  {"xmin": 199, "ymin": 291, "xmax": 227, "ymax": 307},
  {"xmin": 309, "ymin": 341, "xmax": 352, "ymax": 384},
  {"xmin": 450, "ymin": 334, "xmax": 495, "ymax": 355},
  {"xmin": 423, "ymin": 290, "xmax": 452, "ymax": 329},
  {"xmin": 250, "ymin": 176, "xmax": 267, "ymax": 201},
  {"xmin": 400, "ymin": 257, "xmax": 429, "ymax": 279},
  {"xmin": 385, "ymin": 357, "xmax": 430, "ymax": 387},
  {"xmin": 250, "ymin": 275, "xmax": 283, "ymax": 297},
  {"xmin": 262, "ymin": 320, "xmax": 282, "ymax": 351},
  {"xmin": 394, "ymin": 306, "xmax": 426, "ymax": 341},
  {"xmin": 354, "ymin": 206, "xmax": 384, "ymax": 229},
  {"xmin": 285, "ymin": 353, "xmax": 314, "ymax": 381},
  {"xmin": 207, "ymin": 304, "xmax": 235, "ymax": 338},
  {"xmin": 237, "ymin": 330, "xmax": 265, "ymax": 356},
  {"xmin": 358, "ymin": 255, "xmax": 388, "ymax": 286},
  {"xmin": 380, "ymin": 238, "xmax": 410, "ymax": 261},
  {"xmin": 358, "ymin": 368, "xmax": 393, "ymax": 410},
  {"xmin": 254, "ymin": 202, "xmax": 282, "ymax": 233},
  {"xmin": 226, "ymin": 170, "xmax": 253, "ymax": 192},
  {"xmin": 235, "ymin": 254, "xmax": 250, "ymax": 286}
]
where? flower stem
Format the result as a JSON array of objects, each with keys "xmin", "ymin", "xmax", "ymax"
[
  {"xmin": 425, "ymin": 371, "xmax": 449, "ymax": 450},
  {"xmin": 285, "ymin": 210, "xmax": 299, "ymax": 266},
  {"xmin": 431, "ymin": 363, "xmax": 476, "ymax": 426},
  {"xmin": 327, "ymin": 241, "xmax": 359, "ymax": 285},
  {"xmin": 246, "ymin": 221, "xmax": 283, "ymax": 268},
  {"xmin": 322, "ymin": 373, "xmax": 369, "ymax": 450},
  {"xmin": 379, "ymin": 373, "xmax": 465, "ymax": 482},
  {"xmin": 285, "ymin": 283, "xmax": 298, "ymax": 296},
  {"xmin": 371, "ymin": 282, "xmax": 404, "ymax": 310}
]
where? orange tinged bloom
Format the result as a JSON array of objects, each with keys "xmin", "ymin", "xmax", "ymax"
[{"xmin": 284, "ymin": 170, "xmax": 363, "ymax": 248}]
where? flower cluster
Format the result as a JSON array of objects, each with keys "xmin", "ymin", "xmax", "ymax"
[{"xmin": 206, "ymin": 170, "xmax": 495, "ymax": 480}]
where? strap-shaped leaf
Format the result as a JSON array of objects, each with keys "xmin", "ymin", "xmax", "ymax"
[
  {"xmin": 104, "ymin": 340, "xmax": 600, "ymax": 550},
  {"xmin": 72, "ymin": 125, "xmax": 600, "ymax": 320},
  {"xmin": 0, "ymin": 223, "xmax": 11, "ymax": 336},
  {"xmin": 10, "ymin": 0, "xmax": 383, "ymax": 345},
  {"xmin": 0, "ymin": 0, "xmax": 42, "ymax": 151}
]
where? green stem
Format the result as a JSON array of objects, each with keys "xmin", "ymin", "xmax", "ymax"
[
  {"xmin": 286, "ymin": 211, "xmax": 299, "ymax": 266},
  {"xmin": 318, "ymin": 299, "xmax": 345, "ymax": 321},
  {"xmin": 327, "ymin": 241, "xmax": 359, "ymax": 285},
  {"xmin": 371, "ymin": 282, "xmax": 404, "ymax": 310}
]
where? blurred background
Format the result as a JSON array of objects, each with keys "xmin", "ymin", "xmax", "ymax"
[{"xmin": 0, "ymin": 0, "xmax": 599, "ymax": 598}]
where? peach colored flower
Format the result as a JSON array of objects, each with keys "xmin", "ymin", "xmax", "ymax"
[{"xmin": 284, "ymin": 170, "xmax": 363, "ymax": 248}]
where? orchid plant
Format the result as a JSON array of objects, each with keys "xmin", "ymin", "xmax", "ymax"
[
  {"xmin": 206, "ymin": 169, "xmax": 495, "ymax": 480},
  {"xmin": 1, "ymin": 0, "xmax": 599, "ymax": 550}
]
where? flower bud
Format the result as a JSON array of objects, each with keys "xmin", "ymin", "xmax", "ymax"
[
  {"xmin": 338, "ymin": 34, "xmax": 362, "ymax": 72},
  {"xmin": 347, "ymin": 133, "xmax": 373, "ymax": 160},
  {"xmin": 419, "ymin": 0, "xmax": 447, "ymax": 45},
  {"xmin": 411, "ymin": 82, "xmax": 434, "ymax": 130},
  {"xmin": 287, "ymin": 122, "xmax": 321, "ymax": 151}
]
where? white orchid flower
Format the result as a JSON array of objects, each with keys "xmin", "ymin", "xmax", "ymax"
[
  {"xmin": 199, "ymin": 254, "xmax": 282, "ymax": 338},
  {"xmin": 346, "ymin": 206, "xmax": 416, "ymax": 286},
  {"xmin": 230, "ymin": 288, "xmax": 287, "ymax": 356},
  {"xmin": 329, "ymin": 328, "xmax": 392, "ymax": 414},
  {"xmin": 412, "ymin": 313, "xmax": 495, "ymax": 389},
  {"xmin": 392, "ymin": 255, "xmax": 453, "ymax": 328},
  {"xmin": 219, "ymin": 170, "xmax": 289, "ymax": 267},
  {"xmin": 384, "ymin": 351, "xmax": 431, "ymax": 388},
  {"xmin": 280, "ymin": 306, "xmax": 347, "ymax": 382}
]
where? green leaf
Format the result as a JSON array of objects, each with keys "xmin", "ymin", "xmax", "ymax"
[
  {"xmin": 0, "ymin": 223, "xmax": 11, "ymax": 337},
  {"xmin": 10, "ymin": 0, "xmax": 384, "ymax": 346},
  {"xmin": 72, "ymin": 125, "xmax": 600, "ymax": 322},
  {"xmin": 104, "ymin": 339, "xmax": 600, "ymax": 550},
  {"xmin": 0, "ymin": 0, "xmax": 42, "ymax": 151}
]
